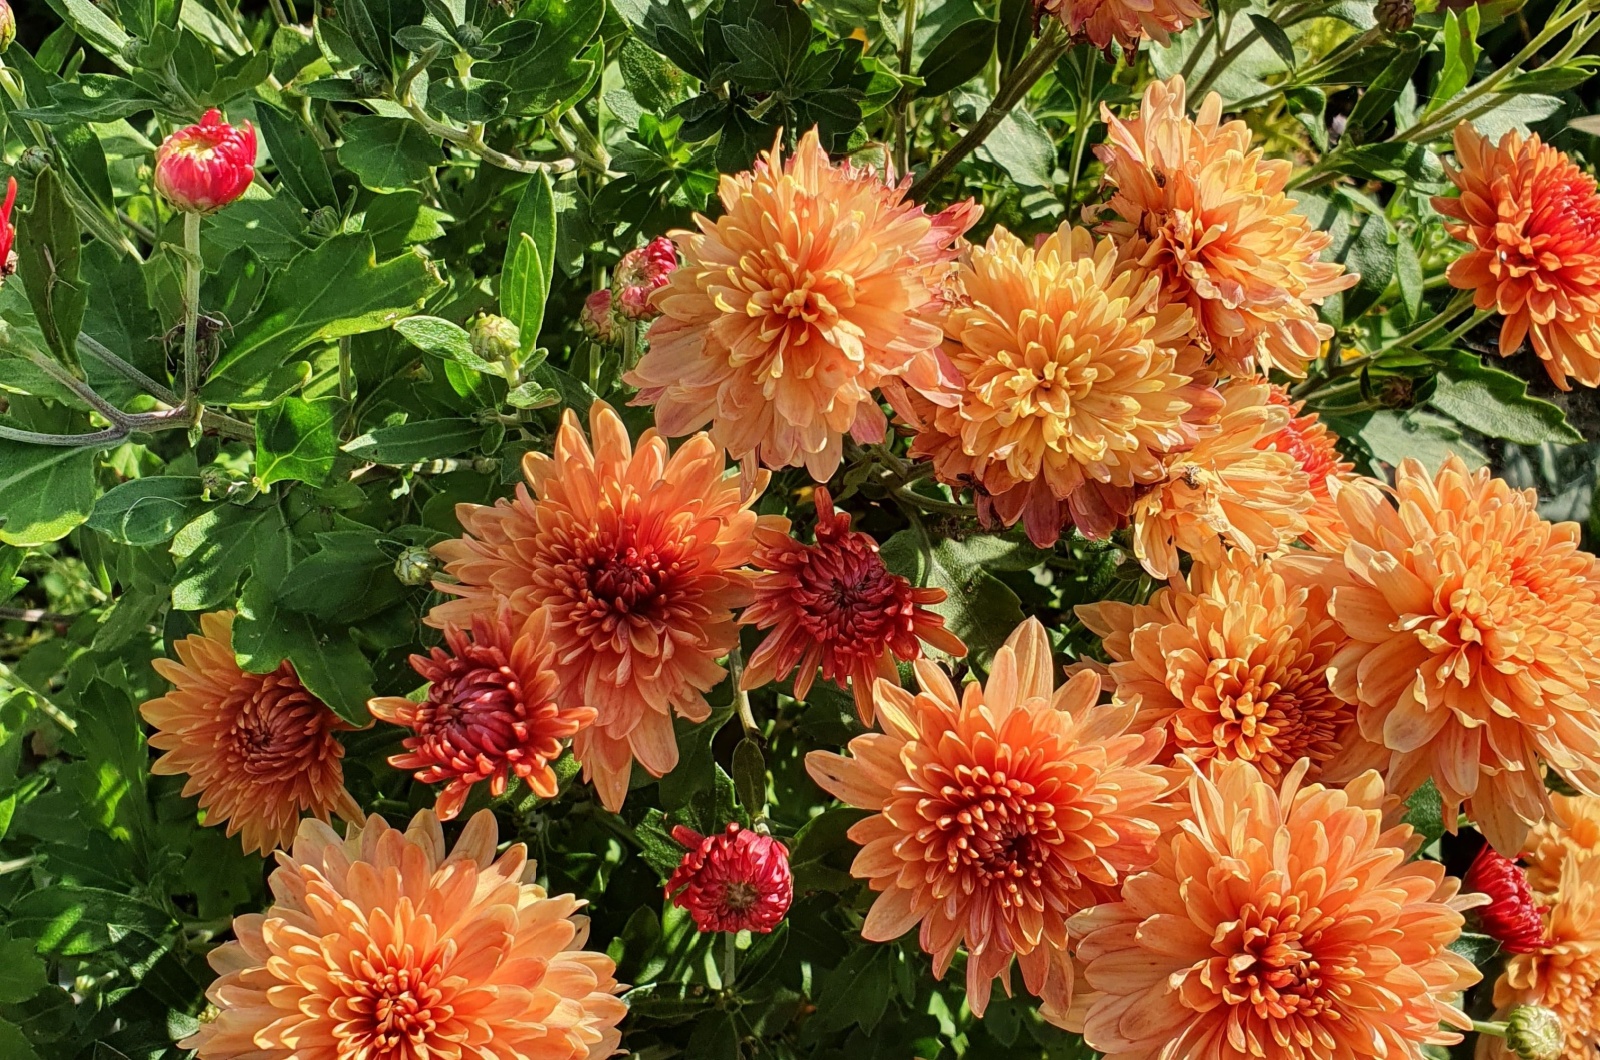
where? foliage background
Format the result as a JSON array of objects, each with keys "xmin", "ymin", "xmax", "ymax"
[{"xmin": 0, "ymin": 0, "xmax": 1598, "ymax": 1054}]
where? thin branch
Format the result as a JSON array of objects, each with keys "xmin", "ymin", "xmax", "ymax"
[
  {"xmin": 78, "ymin": 333, "xmax": 179, "ymax": 405},
  {"xmin": 0, "ymin": 606, "xmax": 75, "ymax": 623}
]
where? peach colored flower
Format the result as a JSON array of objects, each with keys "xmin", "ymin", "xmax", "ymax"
[
  {"xmin": 1076, "ymin": 548, "xmax": 1361, "ymax": 781},
  {"xmin": 184, "ymin": 809, "xmax": 627, "ymax": 1060},
  {"xmin": 1130, "ymin": 381, "xmax": 1312, "ymax": 580},
  {"xmin": 805, "ymin": 618, "xmax": 1169, "ymax": 1025},
  {"xmin": 1318, "ymin": 456, "xmax": 1600, "ymax": 856},
  {"xmin": 1073, "ymin": 758, "xmax": 1482, "ymax": 1060},
  {"xmin": 1479, "ymin": 834, "xmax": 1600, "ymax": 1060},
  {"xmin": 625, "ymin": 128, "xmax": 979, "ymax": 480},
  {"xmin": 1258, "ymin": 382, "xmax": 1357, "ymax": 552},
  {"xmin": 1036, "ymin": 0, "xmax": 1206, "ymax": 52},
  {"xmin": 740, "ymin": 486, "xmax": 965, "ymax": 724},
  {"xmin": 429, "ymin": 401, "xmax": 779, "ymax": 811},
  {"xmin": 140, "ymin": 611, "xmax": 362, "ymax": 856},
  {"xmin": 1435, "ymin": 123, "xmax": 1600, "ymax": 390},
  {"xmin": 905, "ymin": 222, "xmax": 1217, "ymax": 548},
  {"xmin": 1526, "ymin": 794, "xmax": 1600, "ymax": 903},
  {"xmin": 368, "ymin": 608, "xmax": 597, "ymax": 821},
  {"xmin": 1097, "ymin": 76, "xmax": 1356, "ymax": 378}
]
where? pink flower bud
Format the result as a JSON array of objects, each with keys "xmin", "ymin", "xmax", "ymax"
[
  {"xmin": 581, "ymin": 289, "xmax": 617, "ymax": 343},
  {"xmin": 611, "ymin": 236, "xmax": 677, "ymax": 321},
  {"xmin": 155, "ymin": 109, "xmax": 257, "ymax": 213}
]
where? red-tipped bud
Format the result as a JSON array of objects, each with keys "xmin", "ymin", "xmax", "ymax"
[
  {"xmin": 666, "ymin": 822, "xmax": 793, "ymax": 933},
  {"xmin": 581, "ymin": 289, "xmax": 617, "ymax": 343},
  {"xmin": 155, "ymin": 109, "xmax": 257, "ymax": 213},
  {"xmin": 612, "ymin": 236, "xmax": 677, "ymax": 321},
  {"xmin": 1465, "ymin": 844, "xmax": 1547, "ymax": 954}
]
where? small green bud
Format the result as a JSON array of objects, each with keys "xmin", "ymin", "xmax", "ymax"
[
  {"xmin": 1373, "ymin": 0, "xmax": 1415, "ymax": 33},
  {"xmin": 199, "ymin": 466, "xmax": 233, "ymax": 500},
  {"xmin": 469, "ymin": 313, "xmax": 522, "ymax": 365},
  {"xmin": 119, "ymin": 35, "xmax": 144, "ymax": 66},
  {"xmin": 349, "ymin": 65, "xmax": 391, "ymax": 99},
  {"xmin": 16, "ymin": 147, "xmax": 52, "ymax": 177},
  {"xmin": 0, "ymin": 0, "xmax": 15, "ymax": 54},
  {"xmin": 307, "ymin": 206, "xmax": 342, "ymax": 239},
  {"xmin": 454, "ymin": 23, "xmax": 484, "ymax": 47},
  {"xmin": 471, "ymin": 456, "xmax": 499, "ymax": 475},
  {"xmin": 1506, "ymin": 1006, "xmax": 1564, "ymax": 1060},
  {"xmin": 393, "ymin": 546, "xmax": 439, "ymax": 587}
]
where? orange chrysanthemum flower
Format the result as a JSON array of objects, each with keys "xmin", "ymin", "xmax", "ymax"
[
  {"xmin": 1131, "ymin": 381, "xmax": 1312, "ymax": 580},
  {"xmin": 1076, "ymin": 549, "xmax": 1361, "ymax": 781},
  {"xmin": 1259, "ymin": 383, "xmax": 1356, "ymax": 551},
  {"xmin": 1318, "ymin": 456, "xmax": 1600, "ymax": 856},
  {"xmin": 1097, "ymin": 76, "xmax": 1357, "ymax": 378},
  {"xmin": 1435, "ymin": 124, "xmax": 1600, "ymax": 390},
  {"xmin": 905, "ymin": 222, "xmax": 1217, "ymax": 548},
  {"xmin": 1073, "ymin": 758, "xmax": 1483, "ymax": 1060},
  {"xmin": 1479, "ymin": 824, "xmax": 1600, "ymax": 1060},
  {"xmin": 624, "ymin": 128, "xmax": 979, "ymax": 480},
  {"xmin": 1526, "ymin": 794, "xmax": 1600, "ymax": 902},
  {"xmin": 805, "ymin": 618, "xmax": 1169, "ymax": 1025},
  {"xmin": 369, "ymin": 608, "xmax": 597, "ymax": 821},
  {"xmin": 1036, "ymin": 0, "xmax": 1206, "ymax": 52},
  {"xmin": 429, "ymin": 401, "xmax": 778, "ymax": 812},
  {"xmin": 740, "ymin": 486, "xmax": 965, "ymax": 724},
  {"xmin": 183, "ymin": 809, "xmax": 627, "ymax": 1060},
  {"xmin": 140, "ymin": 611, "xmax": 362, "ymax": 856}
]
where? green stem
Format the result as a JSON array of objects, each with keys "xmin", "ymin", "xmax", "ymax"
[
  {"xmin": 180, "ymin": 210, "xmax": 203, "ymax": 404},
  {"xmin": 721, "ymin": 931, "xmax": 738, "ymax": 990},
  {"xmin": 908, "ymin": 21, "xmax": 1069, "ymax": 201},
  {"xmin": 78, "ymin": 333, "xmax": 179, "ymax": 405},
  {"xmin": 892, "ymin": 483, "xmax": 971, "ymax": 515},
  {"xmin": 1065, "ymin": 49, "xmax": 1096, "ymax": 207},
  {"xmin": 338, "ymin": 337, "xmax": 353, "ymax": 405},
  {"xmin": 1471, "ymin": 1020, "xmax": 1509, "ymax": 1039},
  {"xmin": 894, "ymin": 0, "xmax": 919, "ymax": 174},
  {"xmin": 726, "ymin": 642, "xmax": 760, "ymax": 737}
]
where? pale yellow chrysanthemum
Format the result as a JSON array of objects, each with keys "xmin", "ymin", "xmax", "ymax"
[
  {"xmin": 1097, "ymin": 76, "xmax": 1357, "ymax": 378},
  {"xmin": 906, "ymin": 222, "xmax": 1218, "ymax": 547},
  {"xmin": 624, "ymin": 128, "xmax": 979, "ymax": 480},
  {"xmin": 1130, "ymin": 381, "xmax": 1312, "ymax": 580}
]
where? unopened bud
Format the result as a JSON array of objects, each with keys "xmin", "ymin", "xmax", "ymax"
[
  {"xmin": 1506, "ymin": 1006, "xmax": 1564, "ymax": 1060},
  {"xmin": 16, "ymin": 147, "xmax": 52, "ymax": 176},
  {"xmin": 155, "ymin": 109, "xmax": 257, "ymax": 213},
  {"xmin": 349, "ymin": 65, "xmax": 390, "ymax": 99},
  {"xmin": 454, "ymin": 23, "xmax": 484, "ymax": 47},
  {"xmin": 120, "ymin": 35, "xmax": 144, "ymax": 66},
  {"xmin": 0, "ymin": 0, "xmax": 15, "ymax": 53},
  {"xmin": 1373, "ymin": 0, "xmax": 1415, "ymax": 33},
  {"xmin": 611, "ymin": 236, "xmax": 678, "ymax": 321},
  {"xmin": 393, "ymin": 546, "xmax": 439, "ymax": 587},
  {"xmin": 199, "ymin": 466, "xmax": 233, "ymax": 499},
  {"xmin": 580, "ymin": 289, "xmax": 617, "ymax": 344},
  {"xmin": 307, "ymin": 206, "xmax": 342, "ymax": 239},
  {"xmin": 468, "ymin": 313, "xmax": 521, "ymax": 365}
]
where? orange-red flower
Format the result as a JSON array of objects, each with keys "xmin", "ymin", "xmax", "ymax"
[
  {"xmin": 1076, "ymin": 548, "xmax": 1360, "ymax": 781},
  {"xmin": 666, "ymin": 822, "xmax": 793, "ymax": 934},
  {"xmin": 368, "ymin": 608, "xmax": 596, "ymax": 821},
  {"xmin": 184, "ymin": 809, "xmax": 627, "ymax": 1060},
  {"xmin": 140, "ymin": 611, "xmax": 362, "ymax": 856},
  {"xmin": 1435, "ymin": 124, "xmax": 1600, "ymax": 390},
  {"xmin": 429, "ymin": 401, "xmax": 778, "ymax": 812},
  {"xmin": 1259, "ymin": 383, "xmax": 1356, "ymax": 551},
  {"xmin": 1130, "ymin": 381, "xmax": 1311, "ymax": 580},
  {"xmin": 740, "ymin": 486, "xmax": 964, "ymax": 723},
  {"xmin": 1318, "ymin": 456, "xmax": 1600, "ymax": 856},
  {"xmin": 1073, "ymin": 758, "xmax": 1482, "ymax": 1060},
  {"xmin": 905, "ymin": 222, "xmax": 1217, "ymax": 548},
  {"xmin": 1465, "ymin": 844, "xmax": 1548, "ymax": 955},
  {"xmin": 1036, "ymin": 0, "xmax": 1206, "ymax": 52},
  {"xmin": 625, "ymin": 128, "xmax": 979, "ymax": 480},
  {"xmin": 1097, "ymin": 76, "xmax": 1356, "ymax": 378},
  {"xmin": 1479, "ymin": 813, "xmax": 1600, "ymax": 1060},
  {"xmin": 805, "ymin": 618, "xmax": 1169, "ymax": 1025}
]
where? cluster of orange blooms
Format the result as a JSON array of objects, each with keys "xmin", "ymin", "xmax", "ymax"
[{"xmin": 134, "ymin": 74, "xmax": 1600, "ymax": 1060}]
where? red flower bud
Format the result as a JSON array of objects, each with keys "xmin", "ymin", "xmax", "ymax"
[
  {"xmin": 155, "ymin": 109, "xmax": 257, "ymax": 213},
  {"xmin": 0, "ymin": 177, "xmax": 17, "ymax": 279},
  {"xmin": 612, "ymin": 236, "xmax": 677, "ymax": 321},
  {"xmin": 1464, "ymin": 843, "xmax": 1547, "ymax": 954},
  {"xmin": 666, "ymin": 822, "xmax": 793, "ymax": 933}
]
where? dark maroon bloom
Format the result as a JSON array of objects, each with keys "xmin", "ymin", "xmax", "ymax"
[
  {"xmin": 1464, "ymin": 843, "xmax": 1547, "ymax": 954},
  {"xmin": 666, "ymin": 822, "xmax": 793, "ymax": 933}
]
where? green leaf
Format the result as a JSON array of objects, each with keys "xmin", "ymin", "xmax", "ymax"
[
  {"xmin": 505, "ymin": 381, "xmax": 559, "ymax": 409},
  {"xmin": 733, "ymin": 737, "xmax": 765, "ymax": 815},
  {"xmin": 477, "ymin": 0, "xmax": 605, "ymax": 112},
  {"xmin": 1428, "ymin": 6, "xmax": 1479, "ymax": 112},
  {"xmin": 86, "ymin": 477, "xmax": 205, "ymax": 546},
  {"xmin": 0, "ymin": 440, "xmax": 98, "ymax": 546},
  {"xmin": 880, "ymin": 529, "xmax": 1046, "ymax": 664},
  {"xmin": 977, "ymin": 105, "xmax": 1055, "ymax": 189},
  {"xmin": 257, "ymin": 105, "xmax": 340, "ymax": 211},
  {"xmin": 206, "ymin": 234, "xmax": 441, "ymax": 402},
  {"xmin": 169, "ymin": 504, "xmax": 277, "ymax": 610},
  {"xmin": 618, "ymin": 36, "xmax": 688, "ymax": 112},
  {"xmin": 337, "ymin": 115, "xmax": 441, "ymax": 191},
  {"xmin": 916, "ymin": 19, "xmax": 995, "ymax": 96},
  {"xmin": 1401, "ymin": 779, "xmax": 1448, "ymax": 850},
  {"xmin": 0, "ymin": 1019, "xmax": 39, "ymax": 1060},
  {"xmin": 816, "ymin": 946, "xmax": 894, "ymax": 1032},
  {"xmin": 276, "ymin": 531, "xmax": 404, "ymax": 620},
  {"xmin": 1248, "ymin": 13, "xmax": 1296, "ymax": 69},
  {"xmin": 1395, "ymin": 235, "xmax": 1423, "ymax": 322},
  {"xmin": 0, "ymin": 938, "xmax": 48, "ymax": 1004},
  {"xmin": 14, "ymin": 75, "xmax": 163, "ymax": 123},
  {"xmin": 17, "ymin": 169, "xmax": 87, "ymax": 372},
  {"xmin": 429, "ymin": 82, "xmax": 510, "ymax": 123},
  {"xmin": 10, "ymin": 885, "xmax": 177, "ymax": 962},
  {"xmin": 501, "ymin": 171, "xmax": 556, "ymax": 353},
  {"xmin": 255, "ymin": 396, "xmax": 342, "ymax": 487},
  {"xmin": 394, "ymin": 315, "xmax": 500, "ymax": 373},
  {"xmin": 1429, "ymin": 350, "xmax": 1582, "ymax": 446},
  {"xmin": 1448, "ymin": 932, "xmax": 1500, "ymax": 966},
  {"xmin": 288, "ymin": 626, "xmax": 377, "ymax": 726},
  {"xmin": 1354, "ymin": 407, "xmax": 1486, "ymax": 472},
  {"xmin": 41, "ymin": 0, "xmax": 133, "ymax": 69},
  {"xmin": 995, "ymin": 0, "xmax": 1032, "ymax": 75},
  {"xmin": 1339, "ymin": 211, "xmax": 1395, "ymax": 320},
  {"xmin": 344, "ymin": 418, "xmax": 484, "ymax": 464},
  {"xmin": 1344, "ymin": 36, "xmax": 1423, "ymax": 143}
]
